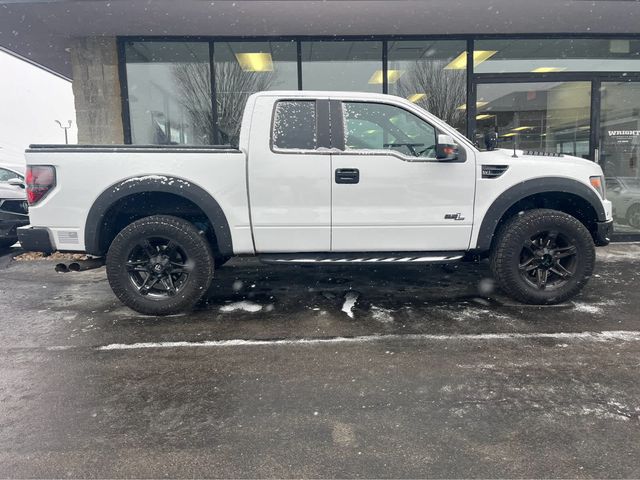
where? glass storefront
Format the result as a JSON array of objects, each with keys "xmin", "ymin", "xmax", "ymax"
[
  {"xmin": 214, "ymin": 41, "xmax": 297, "ymax": 144},
  {"xmin": 300, "ymin": 40, "xmax": 382, "ymax": 92},
  {"xmin": 125, "ymin": 41, "xmax": 212, "ymax": 145},
  {"xmin": 475, "ymin": 82, "xmax": 591, "ymax": 157},
  {"xmin": 474, "ymin": 39, "xmax": 640, "ymax": 73},
  {"xmin": 387, "ymin": 40, "xmax": 467, "ymax": 134},
  {"xmin": 600, "ymin": 82, "xmax": 640, "ymax": 234}
]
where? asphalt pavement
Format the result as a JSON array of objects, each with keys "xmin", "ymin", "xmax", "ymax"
[{"xmin": 0, "ymin": 245, "xmax": 639, "ymax": 478}]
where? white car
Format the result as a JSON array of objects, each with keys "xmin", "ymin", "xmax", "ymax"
[
  {"xmin": 0, "ymin": 163, "xmax": 28, "ymax": 249},
  {"xmin": 18, "ymin": 91, "xmax": 613, "ymax": 314},
  {"xmin": 606, "ymin": 177, "xmax": 640, "ymax": 229}
]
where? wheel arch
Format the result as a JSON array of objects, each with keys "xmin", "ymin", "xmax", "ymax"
[
  {"xmin": 475, "ymin": 177, "xmax": 607, "ymax": 253},
  {"xmin": 85, "ymin": 175, "xmax": 233, "ymax": 257}
]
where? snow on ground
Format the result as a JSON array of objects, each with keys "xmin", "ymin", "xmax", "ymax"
[
  {"xmin": 341, "ymin": 291, "xmax": 359, "ymax": 318},
  {"xmin": 596, "ymin": 243, "xmax": 640, "ymax": 261},
  {"xmin": 219, "ymin": 301, "xmax": 263, "ymax": 313},
  {"xmin": 370, "ymin": 306, "xmax": 394, "ymax": 323}
]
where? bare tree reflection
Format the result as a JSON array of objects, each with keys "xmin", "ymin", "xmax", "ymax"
[
  {"xmin": 394, "ymin": 60, "xmax": 466, "ymax": 132},
  {"xmin": 173, "ymin": 62, "xmax": 273, "ymax": 145}
]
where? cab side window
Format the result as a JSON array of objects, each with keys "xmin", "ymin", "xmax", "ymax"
[
  {"xmin": 272, "ymin": 100, "xmax": 317, "ymax": 150},
  {"xmin": 342, "ymin": 102, "xmax": 437, "ymax": 159}
]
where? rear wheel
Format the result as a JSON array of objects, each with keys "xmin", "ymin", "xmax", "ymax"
[
  {"xmin": 106, "ymin": 215, "xmax": 214, "ymax": 315},
  {"xmin": 490, "ymin": 209, "xmax": 595, "ymax": 304}
]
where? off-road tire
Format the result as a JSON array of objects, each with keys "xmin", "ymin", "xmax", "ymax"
[
  {"xmin": 490, "ymin": 209, "xmax": 595, "ymax": 305},
  {"xmin": 106, "ymin": 215, "xmax": 214, "ymax": 315}
]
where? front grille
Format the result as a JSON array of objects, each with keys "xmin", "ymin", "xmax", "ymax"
[
  {"xmin": 0, "ymin": 199, "xmax": 29, "ymax": 215},
  {"xmin": 481, "ymin": 165, "xmax": 509, "ymax": 179}
]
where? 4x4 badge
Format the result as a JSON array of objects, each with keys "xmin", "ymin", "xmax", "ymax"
[{"xmin": 444, "ymin": 213, "xmax": 465, "ymax": 221}]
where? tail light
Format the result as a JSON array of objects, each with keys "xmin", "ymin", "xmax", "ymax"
[{"xmin": 26, "ymin": 165, "xmax": 56, "ymax": 205}]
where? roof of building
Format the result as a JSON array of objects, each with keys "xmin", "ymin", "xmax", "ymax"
[{"xmin": 1, "ymin": 0, "xmax": 639, "ymax": 79}]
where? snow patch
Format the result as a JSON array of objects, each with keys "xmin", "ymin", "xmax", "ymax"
[
  {"xmin": 573, "ymin": 302, "xmax": 602, "ymax": 314},
  {"xmin": 370, "ymin": 306, "xmax": 394, "ymax": 323},
  {"xmin": 219, "ymin": 301, "xmax": 263, "ymax": 313},
  {"xmin": 341, "ymin": 291, "xmax": 359, "ymax": 318},
  {"xmin": 96, "ymin": 330, "xmax": 640, "ymax": 351}
]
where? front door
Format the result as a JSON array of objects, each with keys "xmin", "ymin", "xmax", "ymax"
[{"xmin": 330, "ymin": 100, "xmax": 476, "ymax": 252}]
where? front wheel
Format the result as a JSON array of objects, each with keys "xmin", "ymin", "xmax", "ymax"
[
  {"xmin": 490, "ymin": 209, "xmax": 595, "ymax": 305},
  {"xmin": 106, "ymin": 215, "xmax": 214, "ymax": 315}
]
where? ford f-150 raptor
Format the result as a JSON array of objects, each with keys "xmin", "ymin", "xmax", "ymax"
[{"xmin": 18, "ymin": 91, "xmax": 613, "ymax": 315}]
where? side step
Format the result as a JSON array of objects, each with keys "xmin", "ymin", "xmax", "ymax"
[{"xmin": 259, "ymin": 252, "xmax": 465, "ymax": 265}]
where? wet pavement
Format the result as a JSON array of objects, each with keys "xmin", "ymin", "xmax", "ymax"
[{"xmin": 1, "ymin": 245, "xmax": 639, "ymax": 478}]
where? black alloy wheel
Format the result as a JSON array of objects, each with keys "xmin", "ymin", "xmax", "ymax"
[
  {"xmin": 518, "ymin": 230, "xmax": 578, "ymax": 290},
  {"xmin": 490, "ymin": 209, "xmax": 596, "ymax": 305},
  {"xmin": 106, "ymin": 215, "xmax": 214, "ymax": 315}
]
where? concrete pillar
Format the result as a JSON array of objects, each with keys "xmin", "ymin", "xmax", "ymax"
[{"xmin": 70, "ymin": 37, "xmax": 124, "ymax": 144}]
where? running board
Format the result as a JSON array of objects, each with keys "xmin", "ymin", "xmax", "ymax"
[{"xmin": 259, "ymin": 252, "xmax": 465, "ymax": 265}]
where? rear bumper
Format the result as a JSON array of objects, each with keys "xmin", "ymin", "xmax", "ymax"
[
  {"xmin": 17, "ymin": 226, "xmax": 55, "ymax": 253},
  {"xmin": 593, "ymin": 219, "xmax": 614, "ymax": 247}
]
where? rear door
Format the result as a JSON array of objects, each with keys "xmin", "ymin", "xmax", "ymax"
[
  {"xmin": 247, "ymin": 96, "xmax": 332, "ymax": 252},
  {"xmin": 330, "ymin": 99, "xmax": 476, "ymax": 252}
]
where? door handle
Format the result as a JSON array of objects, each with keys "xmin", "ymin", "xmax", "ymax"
[{"xmin": 335, "ymin": 168, "xmax": 359, "ymax": 184}]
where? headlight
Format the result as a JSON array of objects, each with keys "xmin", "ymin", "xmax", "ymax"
[{"xmin": 590, "ymin": 176, "xmax": 605, "ymax": 199}]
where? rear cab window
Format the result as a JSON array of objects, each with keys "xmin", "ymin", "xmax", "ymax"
[{"xmin": 272, "ymin": 100, "xmax": 317, "ymax": 150}]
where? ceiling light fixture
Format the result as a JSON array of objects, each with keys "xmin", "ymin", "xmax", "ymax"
[
  {"xmin": 368, "ymin": 70, "xmax": 404, "ymax": 84},
  {"xmin": 445, "ymin": 50, "xmax": 497, "ymax": 70},
  {"xmin": 530, "ymin": 67, "xmax": 567, "ymax": 73},
  {"xmin": 235, "ymin": 52, "xmax": 274, "ymax": 72}
]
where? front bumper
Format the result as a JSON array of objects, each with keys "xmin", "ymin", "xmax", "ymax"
[
  {"xmin": 17, "ymin": 226, "xmax": 55, "ymax": 253},
  {"xmin": 593, "ymin": 219, "xmax": 614, "ymax": 247}
]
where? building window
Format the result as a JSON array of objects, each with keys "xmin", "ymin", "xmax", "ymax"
[
  {"xmin": 387, "ymin": 40, "xmax": 468, "ymax": 135},
  {"xmin": 124, "ymin": 41, "xmax": 213, "ymax": 145},
  {"xmin": 300, "ymin": 41, "xmax": 383, "ymax": 92},
  {"xmin": 474, "ymin": 39, "xmax": 640, "ymax": 74},
  {"xmin": 475, "ymin": 82, "xmax": 591, "ymax": 158},
  {"xmin": 272, "ymin": 101, "xmax": 317, "ymax": 150},
  {"xmin": 214, "ymin": 41, "xmax": 297, "ymax": 145}
]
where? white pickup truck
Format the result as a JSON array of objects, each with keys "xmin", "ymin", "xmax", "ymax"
[{"xmin": 19, "ymin": 91, "xmax": 613, "ymax": 315}]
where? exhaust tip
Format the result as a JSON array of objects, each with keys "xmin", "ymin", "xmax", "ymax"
[
  {"xmin": 55, "ymin": 263, "xmax": 69, "ymax": 273},
  {"xmin": 68, "ymin": 262, "xmax": 81, "ymax": 272}
]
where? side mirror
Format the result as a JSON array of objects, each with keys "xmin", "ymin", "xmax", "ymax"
[
  {"xmin": 7, "ymin": 178, "xmax": 25, "ymax": 188},
  {"xmin": 436, "ymin": 134, "xmax": 459, "ymax": 161}
]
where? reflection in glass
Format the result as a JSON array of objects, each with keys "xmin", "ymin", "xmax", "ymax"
[
  {"xmin": 342, "ymin": 102, "xmax": 437, "ymax": 158},
  {"xmin": 125, "ymin": 42, "xmax": 212, "ymax": 145},
  {"xmin": 475, "ymin": 39, "xmax": 640, "ymax": 73},
  {"xmin": 387, "ymin": 40, "xmax": 467, "ymax": 134},
  {"xmin": 476, "ymin": 82, "xmax": 591, "ymax": 158},
  {"xmin": 214, "ymin": 41, "xmax": 297, "ymax": 145},
  {"xmin": 600, "ymin": 82, "xmax": 640, "ymax": 234},
  {"xmin": 301, "ymin": 41, "xmax": 382, "ymax": 92}
]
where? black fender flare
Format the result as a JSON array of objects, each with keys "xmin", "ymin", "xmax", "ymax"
[
  {"xmin": 84, "ymin": 175, "xmax": 233, "ymax": 256},
  {"xmin": 475, "ymin": 177, "xmax": 607, "ymax": 252}
]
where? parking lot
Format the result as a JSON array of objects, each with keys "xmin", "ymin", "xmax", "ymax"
[{"xmin": 1, "ymin": 245, "xmax": 640, "ymax": 478}]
